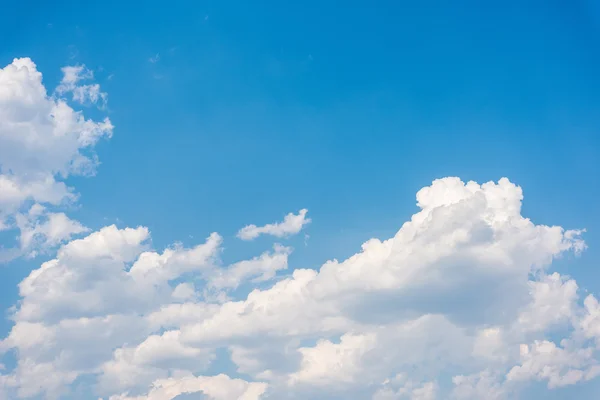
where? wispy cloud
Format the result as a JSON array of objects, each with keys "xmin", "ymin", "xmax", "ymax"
[
  {"xmin": 237, "ymin": 209, "xmax": 311, "ymax": 241},
  {"xmin": 148, "ymin": 53, "xmax": 160, "ymax": 63},
  {"xmin": 55, "ymin": 64, "xmax": 108, "ymax": 108}
]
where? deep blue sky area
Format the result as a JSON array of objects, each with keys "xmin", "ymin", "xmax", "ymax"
[{"xmin": 1, "ymin": 1, "xmax": 600, "ymax": 397}]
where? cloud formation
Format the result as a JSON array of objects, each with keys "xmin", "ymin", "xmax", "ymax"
[
  {"xmin": 1, "ymin": 174, "xmax": 598, "ymax": 399},
  {"xmin": 237, "ymin": 209, "xmax": 311, "ymax": 241},
  {"xmin": 1, "ymin": 58, "xmax": 600, "ymax": 400},
  {"xmin": 55, "ymin": 65, "xmax": 108, "ymax": 107},
  {"xmin": 0, "ymin": 58, "xmax": 111, "ymax": 259}
]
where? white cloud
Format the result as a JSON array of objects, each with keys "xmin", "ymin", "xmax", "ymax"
[
  {"xmin": 471, "ymin": 327, "xmax": 508, "ymax": 363},
  {"xmin": 56, "ymin": 65, "xmax": 108, "ymax": 107},
  {"xmin": 289, "ymin": 333, "xmax": 377, "ymax": 386},
  {"xmin": 108, "ymin": 374, "xmax": 267, "ymax": 400},
  {"xmin": 171, "ymin": 283, "xmax": 197, "ymax": 301},
  {"xmin": 128, "ymin": 232, "xmax": 222, "ymax": 285},
  {"xmin": 506, "ymin": 340, "xmax": 600, "ymax": 388},
  {"xmin": 208, "ymin": 244, "xmax": 291, "ymax": 289},
  {"xmin": 237, "ymin": 209, "xmax": 311, "ymax": 240},
  {"xmin": 15, "ymin": 204, "xmax": 89, "ymax": 257},
  {"xmin": 516, "ymin": 272, "xmax": 579, "ymax": 333},
  {"xmin": 0, "ymin": 58, "xmax": 112, "ymax": 188},
  {"xmin": 581, "ymin": 295, "xmax": 600, "ymax": 344},
  {"xmin": 0, "ymin": 58, "xmax": 112, "ymax": 259},
  {"xmin": 98, "ymin": 331, "xmax": 214, "ymax": 394},
  {"xmin": 59, "ymin": 65, "xmax": 94, "ymax": 85}
]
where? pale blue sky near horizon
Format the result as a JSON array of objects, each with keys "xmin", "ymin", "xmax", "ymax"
[{"xmin": 1, "ymin": 1, "xmax": 600, "ymax": 397}]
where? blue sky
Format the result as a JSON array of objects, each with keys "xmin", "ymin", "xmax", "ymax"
[{"xmin": 1, "ymin": 1, "xmax": 600, "ymax": 399}]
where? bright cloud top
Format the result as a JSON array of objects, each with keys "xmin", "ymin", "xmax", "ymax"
[
  {"xmin": 1, "ymin": 59, "xmax": 600, "ymax": 400},
  {"xmin": 237, "ymin": 209, "xmax": 311, "ymax": 241}
]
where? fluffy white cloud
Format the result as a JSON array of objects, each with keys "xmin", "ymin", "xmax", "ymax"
[
  {"xmin": 98, "ymin": 331, "xmax": 214, "ymax": 394},
  {"xmin": 208, "ymin": 244, "xmax": 291, "ymax": 289},
  {"xmin": 237, "ymin": 209, "xmax": 310, "ymax": 240},
  {"xmin": 516, "ymin": 272, "xmax": 579, "ymax": 333},
  {"xmin": 506, "ymin": 340, "xmax": 600, "ymax": 388},
  {"xmin": 0, "ymin": 58, "xmax": 112, "ymax": 259},
  {"xmin": 289, "ymin": 333, "xmax": 377, "ymax": 386},
  {"xmin": 3, "ymin": 176, "xmax": 598, "ymax": 399},
  {"xmin": 15, "ymin": 204, "xmax": 89, "ymax": 257},
  {"xmin": 108, "ymin": 374, "xmax": 267, "ymax": 400},
  {"xmin": 0, "ymin": 58, "xmax": 112, "ymax": 185},
  {"xmin": 581, "ymin": 295, "xmax": 600, "ymax": 344}
]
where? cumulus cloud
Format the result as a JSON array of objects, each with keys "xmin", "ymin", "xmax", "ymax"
[
  {"xmin": 108, "ymin": 374, "xmax": 267, "ymax": 400},
  {"xmin": 237, "ymin": 209, "xmax": 311, "ymax": 240},
  {"xmin": 581, "ymin": 295, "xmax": 600, "ymax": 344},
  {"xmin": 0, "ymin": 58, "xmax": 112, "ymax": 260},
  {"xmin": 452, "ymin": 370, "xmax": 508, "ymax": 400},
  {"xmin": 506, "ymin": 340, "xmax": 600, "ymax": 388},
  {"xmin": 208, "ymin": 244, "xmax": 291, "ymax": 289},
  {"xmin": 2, "ymin": 173, "xmax": 600, "ymax": 399},
  {"xmin": 15, "ymin": 204, "xmax": 89, "ymax": 257},
  {"xmin": 289, "ymin": 333, "xmax": 377, "ymax": 386}
]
